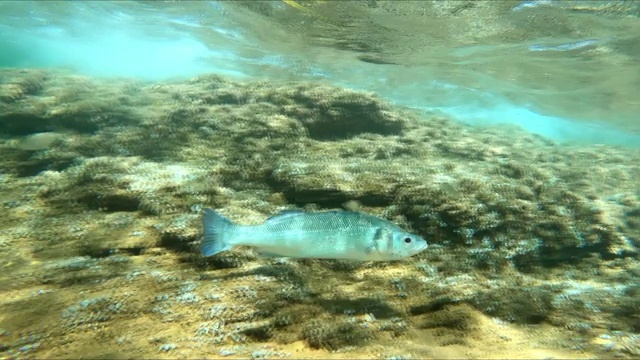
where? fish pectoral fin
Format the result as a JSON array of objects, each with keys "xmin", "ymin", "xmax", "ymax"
[{"xmin": 365, "ymin": 244, "xmax": 376, "ymax": 255}]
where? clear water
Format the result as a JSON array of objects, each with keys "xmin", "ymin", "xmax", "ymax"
[
  {"xmin": 1, "ymin": 0, "xmax": 639, "ymax": 146},
  {"xmin": 2, "ymin": 2, "xmax": 640, "ymax": 358}
]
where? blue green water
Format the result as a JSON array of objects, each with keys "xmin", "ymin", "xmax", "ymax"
[
  {"xmin": 1, "ymin": 0, "xmax": 639, "ymax": 146},
  {"xmin": 1, "ymin": 2, "xmax": 640, "ymax": 358}
]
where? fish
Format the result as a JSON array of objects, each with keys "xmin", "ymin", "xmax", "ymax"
[{"xmin": 201, "ymin": 208, "xmax": 428, "ymax": 261}]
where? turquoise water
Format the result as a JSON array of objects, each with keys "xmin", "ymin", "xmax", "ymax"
[
  {"xmin": 2, "ymin": 2, "xmax": 640, "ymax": 358},
  {"xmin": 1, "ymin": 0, "xmax": 639, "ymax": 146}
]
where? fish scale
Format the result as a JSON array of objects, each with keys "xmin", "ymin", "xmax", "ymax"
[
  {"xmin": 250, "ymin": 211, "xmax": 380, "ymax": 258},
  {"xmin": 201, "ymin": 208, "xmax": 428, "ymax": 261}
]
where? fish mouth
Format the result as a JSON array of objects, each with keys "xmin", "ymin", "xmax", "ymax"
[{"xmin": 420, "ymin": 242, "xmax": 429, "ymax": 251}]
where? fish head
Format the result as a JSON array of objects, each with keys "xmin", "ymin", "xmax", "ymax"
[
  {"xmin": 370, "ymin": 227, "xmax": 428, "ymax": 260},
  {"xmin": 391, "ymin": 230, "xmax": 428, "ymax": 258}
]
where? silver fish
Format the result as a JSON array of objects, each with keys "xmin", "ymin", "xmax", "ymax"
[{"xmin": 201, "ymin": 208, "xmax": 428, "ymax": 261}]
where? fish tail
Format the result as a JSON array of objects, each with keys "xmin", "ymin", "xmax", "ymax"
[{"xmin": 201, "ymin": 208, "xmax": 236, "ymax": 257}]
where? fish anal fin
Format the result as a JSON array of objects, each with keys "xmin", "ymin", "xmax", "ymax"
[{"xmin": 256, "ymin": 250, "xmax": 287, "ymax": 258}]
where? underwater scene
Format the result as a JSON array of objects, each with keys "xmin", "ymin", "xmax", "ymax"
[{"xmin": 1, "ymin": 1, "xmax": 639, "ymax": 359}]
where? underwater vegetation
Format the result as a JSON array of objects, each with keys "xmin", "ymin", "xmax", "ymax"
[{"xmin": 0, "ymin": 68, "xmax": 639, "ymax": 358}]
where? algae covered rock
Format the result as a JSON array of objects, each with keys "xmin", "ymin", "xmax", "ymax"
[
  {"xmin": 1, "ymin": 68, "xmax": 640, "ymax": 358},
  {"xmin": 1, "ymin": 69, "xmax": 638, "ymax": 271}
]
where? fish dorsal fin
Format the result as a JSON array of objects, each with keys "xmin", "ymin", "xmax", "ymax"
[{"xmin": 266, "ymin": 209, "xmax": 305, "ymax": 221}]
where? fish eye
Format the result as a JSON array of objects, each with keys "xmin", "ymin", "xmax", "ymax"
[{"xmin": 404, "ymin": 237, "xmax": 412, "ymax": 244}]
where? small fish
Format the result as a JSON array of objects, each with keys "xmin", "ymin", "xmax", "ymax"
[{"xmin": 201, "ymin": 208, "xmax": 428, "ymax": 261}]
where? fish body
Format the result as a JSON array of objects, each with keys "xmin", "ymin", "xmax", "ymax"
[{"xmin": 201, "ymin": 208, "xmax": 428, "ymax": 261}]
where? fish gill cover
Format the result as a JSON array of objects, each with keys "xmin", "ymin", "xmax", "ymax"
[{"xmin": 0, "ymin": 69, "xmax": 639, "ymax": 358}]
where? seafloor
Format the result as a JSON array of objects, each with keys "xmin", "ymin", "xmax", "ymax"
[{"xmin": 0, "ymin": 68, "xmax": 639, "ymax": 359}]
